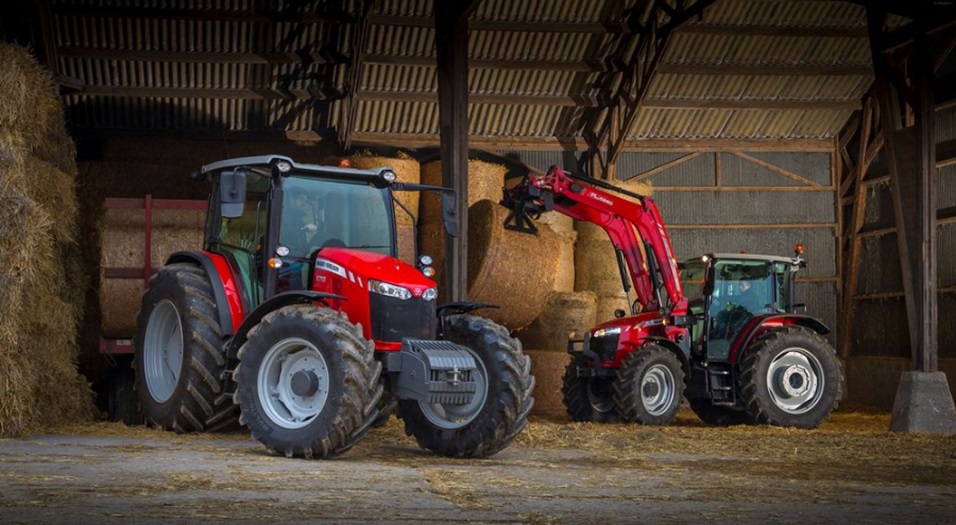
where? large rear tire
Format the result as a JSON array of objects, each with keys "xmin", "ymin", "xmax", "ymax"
[
  {"xmin": 562, "ymin": 358, "xmax": 619, "ymax": 423},
  {"xmin": 233, "ymin": 304, "xmax": 382, "ymax": 459},
  {"xmin": 397, "ymin": 315, "xmax": 534, "ymax": 458},
  {"xmin": 738, "ymin": 326, "xmax": 842, "ymax": 429},
  {"xmin": 134, "ymin": 263, "xmax": 238, "ymax": 432},
  {"xmin": 613, "ymin": 344, "xmax": 685, "ymax": 425}
]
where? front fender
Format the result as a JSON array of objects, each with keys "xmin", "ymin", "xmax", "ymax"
[
  {"xmin": 223, "ymin": 291, "xmax": 346, "ymax": 361},
  {"xmin": 729, "ymin": 314, "xmax": 831, "ymax": 364}
]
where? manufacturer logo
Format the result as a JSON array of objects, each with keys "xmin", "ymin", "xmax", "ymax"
[{"xmin": 588, "ymin": 190, "xmax": 613, "ymax": 206}]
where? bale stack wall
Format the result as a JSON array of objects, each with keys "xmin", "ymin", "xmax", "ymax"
[{"xmin": 0, "ymin": 44, "xmax": 94, "ymax": 436}]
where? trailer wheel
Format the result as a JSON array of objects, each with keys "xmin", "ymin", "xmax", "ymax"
[
  {"xmin": 688, "ymin": 398, "xmax": 750, "ymax": 426},
  {"xmin": 233, "ymin": 304, "xmax": 382, "ymax": 459},
  {"xmin": 397, "ymin": 315, "xmax": 534, "ymax": 458},
  {"xmin": 134, "ymin": 263, "xmax": 238, "ymax": 432},
  {"xmin": 738, "ymin": 326, "xmax": 842, "ymax": 429},
  {"xmin": 613, "ymin": 344, "xmax": 684, "ymax": 425},
  {"xmin": 562, "ymin": 358, "xmax": 619, "ymax": 422}
]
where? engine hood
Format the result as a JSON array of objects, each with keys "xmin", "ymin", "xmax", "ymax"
[{"xmin": 315, "ymin": 247, "xmax": 436, "ymax": 297}]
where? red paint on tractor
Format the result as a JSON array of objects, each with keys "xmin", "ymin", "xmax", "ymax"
[{"xmin": 204, "ymin": 251, "xmax": 245, "ymax": 333}]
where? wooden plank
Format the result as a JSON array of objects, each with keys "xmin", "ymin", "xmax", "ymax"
[
  {"xmin": 370, "ymin": 14, "xmax": 626, "ymax": 33},
  {"xmin": 57, "ymin": 47, "xmax": 347, "ymax": 65},
  {"xmin": 644, "ymin": 97, "xmax": 860, "ymax": 110},
  {"xmin": 52, "ymin": 5, "xmax": 353, "ymax": 23},
  {"xmin": 629, "ymin": 152, "xmax": 702, "ymax": 183},
  {"xmin": 679, "ymin": 23, "xmax": 868, "ymax": 38},
  {"xmin": 363, "ymin": 53, "xmax": 602, "ymax": 72},
  {"xmin": 730, "ymin": 151, "xmax": 824, "ymax": 187},
  {"xmin": 78, "ymin": 86, "xmax": 344, "ymax": 100},
  {"xmin": 657, "ymin": 63, "xmax": 872, "ymax": 76},
  {"xmin": 355, "ymin": 90, "xmax": 594, "ymax": 106}
]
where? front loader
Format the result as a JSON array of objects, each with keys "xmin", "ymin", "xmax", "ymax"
[
  {"xmin": 134, "ymin": 155, "xmax": 534, "ymax": 459},
  {"xmin": 502, "ymin": 166, "xmax": 841, "ymax": 428}
]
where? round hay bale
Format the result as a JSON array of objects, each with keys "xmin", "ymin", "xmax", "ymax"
[
  {"xmin": 574, "ymin": 238, "xmax": 629, "ymax": 296},
  {"xmin": 419, "ymin": 159, "xmax": 506, "ymax": 223},
  {"xmin": 466, "ymin": 199, "xmax": 560, "ymax": 331},
  {"xmin": 537, "ymin": 211, "xmax": 574, "ymax": 234},
  {"xmin": 575, "ymin": 221, "xmax": 609, "ymax": 243},
  {"xmin": 515, "ymin": 291, "xmax": 598, "ymax": 351},
  {"xmin": 396, "ymin": 222, "xmax": 416, "ymax": 265},
  {"xmin": 554, "ymin": 230, "xmax": 576, "ymax": 293},
  {"xmin": 524, "ymin": 349, "xmax": 570, "ymax": 417},
  {"xmin": 99, "ymin": 207, "xmax": 206, "ymax": 337},
  {"xmin": 595, "ymin": 293, "xmax": 631, "ymax": 324}
]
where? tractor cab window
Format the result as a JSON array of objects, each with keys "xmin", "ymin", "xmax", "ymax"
[
  {"xmin": 708, "ymin": 259, "xmax": 779, "ymax": 350},
  {"xmin": 216, "ymin": 175, "xmax": 270, "ymax": 308},
  {"xmin": 280, "ymin": 175, "xmax": 394, "ymax": 259},
  {"xmin": 679, "ymin": 259, "xmax": 708, "ymax": 345}
]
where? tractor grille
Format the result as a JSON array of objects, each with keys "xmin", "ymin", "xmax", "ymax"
[
  {"xmin": 370, "ymin": 294, "xmax": 437, "ymax": 342},
  {"xmin": 586, "ymin": 332, "xmax": 620, "ymax": 362}
]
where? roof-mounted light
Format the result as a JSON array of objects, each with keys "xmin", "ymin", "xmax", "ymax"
[
  {"xmin": 275, "ymin": 161, "xmax": 292, "ymax": 173},
  {"xmin": 382, "ymin": 170, "xmax": 397, "ymax": 183}
]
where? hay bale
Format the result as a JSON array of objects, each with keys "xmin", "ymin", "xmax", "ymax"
[
  {"xmin": 419, "ymin": 159, "xmax": 506, "ymax": 223},
  {"xmin": 596, "ymin": 293, "xmax": 631, "ymax": 324},
  {"xmin": 0, "ymin": 44, "xmax": 93, "ymax": 437},
  {"xmin": 467, "ymin": 199, "xmax": 560, "ymax": 331},
  {"xmin": 515, "ymin": 292, "xmax": 597, "ymax": 351},
  {"xmin": 554, "ymin": 230, "xmax": 576, "ymax": 293},
  {"xmin": 99, "ymin": 208, "xmax": 206, "ymax": 337},
  {"xmin": 348, "ymin": 152, "xmax": 421, "ymax": 226},
  {"xmin": 524, "ymin": 349, "xmax": 570, "ymax": 417},
  {"xmin": 575, "ymin": 238, "xmax": 630, "ymax": 296}
]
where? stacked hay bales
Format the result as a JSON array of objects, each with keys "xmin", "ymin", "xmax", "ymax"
[
  {"xmin": 0, "ymin": 44, "xmax": 94, "ymax": 436},
  {"xmin": 99, "ymin": 207, "xmax": 206, "ymax": 337},
  {"xmin": 348, "ymin": 152, "xmax": 420, "ymax": 264}
]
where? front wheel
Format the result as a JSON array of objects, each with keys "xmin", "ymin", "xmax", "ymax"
[
  {"xmin": 397, "ymin": 315, "xmax": 534, "ymax": 458},
  {"xmin": 562, "ymin": 358, "xmax": 619, "ymax": 423},
  {"xmin": 614, "ymin": 344, "xmax": 685, "ymax": 425},
  {"xmin": 233, "ymin": 305, "xmax": 382, "ymax": 459},
  {"xmin": 738, "ymin": 326, "xmax": 842, "ymax": 429}
]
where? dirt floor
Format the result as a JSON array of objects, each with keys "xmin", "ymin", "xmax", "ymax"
[{"xmin": 1, "ymin": 407, "xmax": 955, "ymax": 525}]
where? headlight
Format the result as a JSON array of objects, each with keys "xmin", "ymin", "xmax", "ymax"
[
  {"xmin": 593, "ymin": 326, "xmax": 622, "ymax": 338},
  {"xmin": 369, "ymin": 280, "xmax": 411, "ymax": 300},
  {"xmin": 422, "ymin": 266, "xmax": 436, "ymax": 277},
  {"xmin": 418, "ymin": 254, "xmax": 434, "ymax": 266},
  {"xmin": 422, "ymin": 288, "xmax": 437, "ymax": 301}
]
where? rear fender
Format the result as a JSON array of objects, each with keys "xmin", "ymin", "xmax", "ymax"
[
  {"xmin": 223, "ymin": 291, "xmax": 347, "ymax": 362},
  {"xmin": 166, "ymin": 251, "xmax": 241, "ymax": 335},
  {"xmin": 728, "ymin": 314, "xmax": 831, "ymax": 365}
]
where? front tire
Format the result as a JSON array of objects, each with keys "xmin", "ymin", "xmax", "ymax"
[
  {"xmin": 397, "ymin": 315, "xmax": 534, "ymax": 458},
  {"xmin": 738, "ymin": 326, "xmax": 842, "ymax": 429},
  {"xmin": 134, "ymin": 263, "xmax": 238, "ymax": 432},
  {"xmin": 233, "ymin": 305, "xmax": 382, "ymax": 459},
  {"xmin": 562, "ymin": 358, "xmax": 619, "ymax": 423},
  {"xmin": 613, "ymin": 344, "xmax": 685, "ymax": 425}
]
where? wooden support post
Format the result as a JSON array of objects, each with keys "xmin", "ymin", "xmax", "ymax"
[{"xmin": 435, "ymin": 1, "xmax": 476, "ymax": 302}]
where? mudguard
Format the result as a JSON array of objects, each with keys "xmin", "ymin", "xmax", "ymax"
[
  {"xmin": 166, "ymin": 251, "xmax": 241, "ymax": 335},
  {"xmin": 222, "ymin": 290, "xmax": 346, "ymax": 361},
  {"xmin": 728, "ymin": 314, "xmax": 831, "ymax": 364}
]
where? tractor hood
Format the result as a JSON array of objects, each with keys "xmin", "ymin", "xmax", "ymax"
[{"xmin": 314, "ymin": 247, "xmax": 436, "ymax": 298}]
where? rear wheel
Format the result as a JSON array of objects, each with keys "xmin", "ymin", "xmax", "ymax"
[
  {"xmin": 738, "ymin": 326, "xmax": 842, "ymax": 429},
  {"xmin": 614, "ymin": 344, "xmax": 685, "ymax": 425},
  {"xmin": 134, "ymin": 263, "xmax": 238, "ymax": 432},
  {"xmin": 398, "ymin": 315, "xmax": 534, "ymax": 458},
  {"xmin": 233, "ymin": 305, "xmax": 382, "ymax": 459},
  {"xmin": 688, "ymin": 398, "xmax": 750, "ymax": 426},
  {"xmin": 562, "ymin": 358, "xmax": 619, "ymax": 422}
]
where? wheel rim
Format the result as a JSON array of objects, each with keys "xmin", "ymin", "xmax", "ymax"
[
  {"xmin": 143, "ymin": 300, "xmax": 184, "ymax": 404},
  {"xmin": 766, "ymin": 348, "xmax": 824, "ymax": 414},
  {"xmin": 420, "ymin": 349, "xmax": 488, "ymax": 430},
  {"xmin": 641, "ymin": 364, "xmax": 677, "ymax": 416},
  {"xmin": 257, "ymin": 337, "xmax": 330, "ymax": 429},
  {"xmin": 587, "ymin": 378, "xmax": 615, "ymax": 415}
]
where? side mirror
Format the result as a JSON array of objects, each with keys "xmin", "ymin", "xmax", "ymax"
[
  {"xmin": 441, "ymin": 192, "xmax": 459, "ymax": 238},
  {"xmin": 220, "ymin": 170, "xmax": 247, "ymax": 219}
]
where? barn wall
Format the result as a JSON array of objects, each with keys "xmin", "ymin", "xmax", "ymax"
[{"xmin": 844, "ymin": 105, "xmax": 956, "ymax": 409}]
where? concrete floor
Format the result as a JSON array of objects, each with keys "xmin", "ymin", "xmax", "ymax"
[{"xmin": 1, "ymin": 413, "xmax": 955, "ymax": 525}]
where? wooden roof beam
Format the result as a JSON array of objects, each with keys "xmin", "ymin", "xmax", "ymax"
[
  {"xmin": 368, "ymin": 14, "xmax": 627, "ymax": 33},
  {"xmin": 679, "ymin": 23, "xmax": 868, "ymax": 38},
  {"xmin": 656, "ymin": 63, "xmax": 872, "ymax": 76},
  {"xmin": 57, "ymin": 47, "xmax": 349, "ymax": 65},
  {"xmin": 77, "ymin": 86, "xmax": 345, "ymax": 100},
  {"xmin": 50, "ymin": 6, "xmax": 355, "ymax": 23},
  {"xmin": 364, "ymin": 53, "xmax": 604, "ymax": 72}
]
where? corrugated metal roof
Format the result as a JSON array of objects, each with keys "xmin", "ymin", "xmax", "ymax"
[{"xmin": 44, "ymin": 0, "xmax": 887, "ymax": 147}]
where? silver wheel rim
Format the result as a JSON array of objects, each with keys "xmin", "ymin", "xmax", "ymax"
[
  {"xmin": 257, "ymin": 337, "xmax": 330, "ymax": 430},
  {"xmin": 143, "ymin": 300, "xmax": 184, "ymax": 404},
  {"xmin": 766, "ymin": 348, "xmax": 824, "ymax": 414},
  {"xmin": 641, "ymin": 364, "xmax": 677, "ymax": 416},
  {"xmin": 420, "ymin": 349, "xmax": 488, "ymax": 430},
  {"xmin": 587, "ymin": 379, "xmax": 615, "ymax": 414}
]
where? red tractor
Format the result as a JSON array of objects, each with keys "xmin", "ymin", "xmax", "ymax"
[
  {"xmin": 502, "ymin": 166, "xmax": 841, "ymax": 428},
  {"xmin": 134, "ymin": 155, "xmax": 533, "ymax": 458}
]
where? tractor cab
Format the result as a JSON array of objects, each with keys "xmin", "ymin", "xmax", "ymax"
[{"xmin": 681, "ymin": 251, "xmax": 804, "ymax": 362}]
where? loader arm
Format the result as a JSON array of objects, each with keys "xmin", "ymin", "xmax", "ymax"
[{"xmin": 503, "ymin": 166, "xmax": 686, "ymax": 315}]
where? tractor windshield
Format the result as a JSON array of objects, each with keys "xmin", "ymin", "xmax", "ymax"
[{"xmin": 280, "ymin": 174, "xmax": 394, "ymax": 258}]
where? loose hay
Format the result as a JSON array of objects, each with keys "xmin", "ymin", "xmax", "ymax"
[
  {"xmin": 0, "ymin": 44, "xmax": 94, "ymax": 437},
  {"xmin": 467, "ymin": 199, "xmax": 561, "ymax": 331}
]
